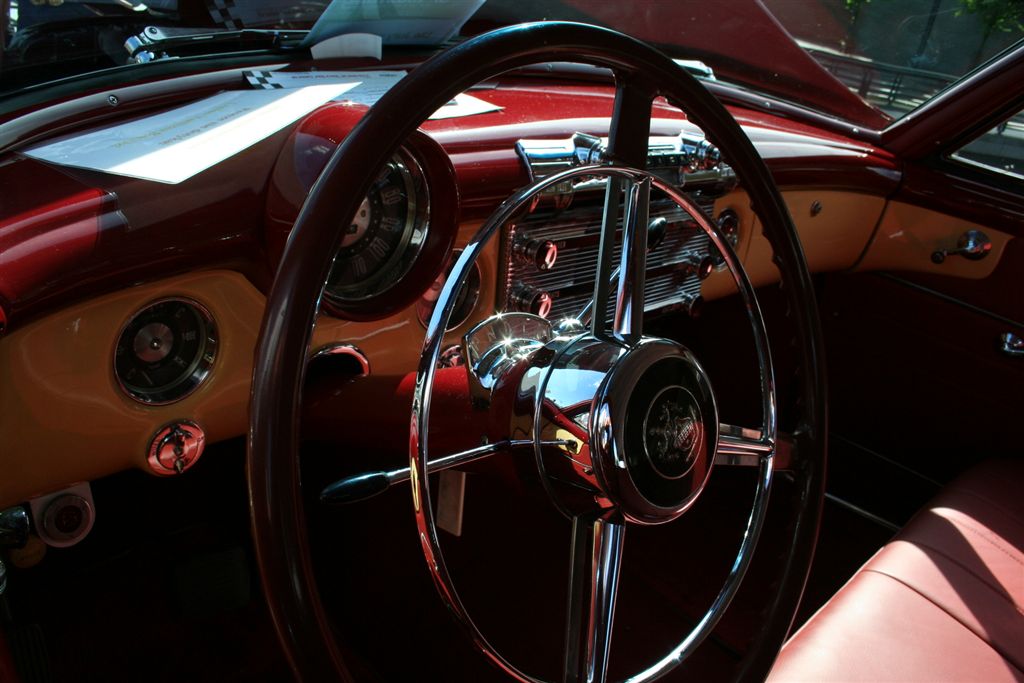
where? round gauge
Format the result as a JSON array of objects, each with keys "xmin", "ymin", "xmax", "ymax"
[
  {"xmin": 114, "ymin": 298, "xmax": 217, "ymax": 405},
  {"xmin": 323, "ymin": 150, "xmax": 428, "ymax": 305}
]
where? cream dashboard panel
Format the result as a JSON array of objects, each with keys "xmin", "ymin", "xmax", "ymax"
[
  {"xmin": 855, "ymin": 200, "xmax": 1013, "ymax": 278},
  {"xmin": 702, "ymin": 189, "xmax": 886, "ymax": 300},
  {"xmin": 0, "ymin": 221, "xmax": 497, "ymax": 509},
  {"xmin": 0, "ymin": 271, "xmax": 263, "ymax": 507}
]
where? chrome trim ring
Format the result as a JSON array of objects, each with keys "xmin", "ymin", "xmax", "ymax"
[{"xmin": 311, "ymin": 342, "xmax": 371, "ymax": 376}]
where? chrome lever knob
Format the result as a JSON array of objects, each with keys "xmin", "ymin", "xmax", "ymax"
[
  {"xmin": 931, "ymin": 229, "xmax": 991, "ymax": 264},
  {"xmin": 0, "ymin": 506, "xmax": 29, "ymax": 549},
  {"xmin": 999, "ymin": 332, "xmax": 1024, "ymax": 358}
]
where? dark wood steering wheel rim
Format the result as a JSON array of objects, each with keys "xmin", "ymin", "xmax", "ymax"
[{"xmin": 248, "ymin": 21, "xmax": 827, "ymax": 682}]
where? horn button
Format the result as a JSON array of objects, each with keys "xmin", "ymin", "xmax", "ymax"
[{"xmin": 519, "ymin": 335, "xmax": 718, "ymax": 525}]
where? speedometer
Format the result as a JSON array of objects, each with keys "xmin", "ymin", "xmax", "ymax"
[
  {"xmin": 265, "ymin": 117, "xmax": 459, "ymax": 322},
  {"xmin": 323, "ymin": 151, "xmax": 428, "ymax": 305}
]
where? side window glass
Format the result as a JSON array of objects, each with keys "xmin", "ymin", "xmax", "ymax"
[{"xmin": 951, "ymin": 109, "xmax": 1024, "ymax": 180}]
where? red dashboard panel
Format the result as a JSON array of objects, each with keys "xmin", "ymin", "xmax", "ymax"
[{"xmin": 0, "ymin": 73, "xmax": 900, "ymax": 333}]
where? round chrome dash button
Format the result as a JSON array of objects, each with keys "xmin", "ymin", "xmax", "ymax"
[{"xmin": 40, "ymin": 494, "xmax": 94, "ymax": 547}]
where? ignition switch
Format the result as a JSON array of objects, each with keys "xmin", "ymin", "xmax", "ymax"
[{"xmin": 147, "ymin": 421, "xmax": 206, "ymax": 475}]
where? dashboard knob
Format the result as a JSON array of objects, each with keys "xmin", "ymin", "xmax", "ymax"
[
  {"xmin": 647, "ymin": 216, "xmax": 668, "ymax": 251},
  {"xmin": 683, "ymin": 254, "xmax": 715, "ymax": 280},
  {"xmin": 683, "ymin": 294, "xmax": 704, "ymax": 318},
  {"xmin": 147, "ymin": 421, "xmax": 206, "ymax": 476},
  {"xmin": 510, "ymin": 284, "xmax": 554, "ymax": 318},
  {"xmin": 514, "ymin": 238, "xmax": 559, "ymax": 271},
  {"xmin": 711, "ymin": 209, "xmax": 741, "ymax": 267}
]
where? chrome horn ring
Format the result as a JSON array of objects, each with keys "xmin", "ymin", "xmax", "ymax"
[{"xmin": 411, "ymin": 164, "xmax": 776, "ymax": 683}]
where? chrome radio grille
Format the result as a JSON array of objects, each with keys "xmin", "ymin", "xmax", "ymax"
[{"xmin": 499, "ymin": 196, "xmax": 715, "ymax": 322}]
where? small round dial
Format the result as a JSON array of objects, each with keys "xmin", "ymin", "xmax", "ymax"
[
  {"xmin": 323, "ymin": 151, "xmax": 428, "ymax": 304},
  {"xmin": 114, "ymin": 298, "xmax": 217, "ymax": 405}
]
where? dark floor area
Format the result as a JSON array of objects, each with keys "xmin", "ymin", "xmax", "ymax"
[
  {"xmin": 1, "ymin": 443, "xmax": 291, "ymax": 683},
  {"xmin": 0, "ymin": 430, "xmax": 930, "ymax": 683}
]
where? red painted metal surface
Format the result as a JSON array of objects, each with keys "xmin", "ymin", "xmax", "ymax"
[
  {"xmin": 304, "ymin": 368, "xmax": 483, "ymax": 458},
  {"xmin": 897, "ymin": 162, "xmax": 1024, "ymax": 236},
  {"xmin": 0, "ymin": 163, "xmax": 117, "ymax": 311},
  {"xmin": 426, "ymin": 80, "xmax": 899, "ymax": 218},
  {"xmin": 0, "ymin": 123, "xmax": 288, "ymax": 329},
  {"xmin": 0, "ymin": 71, "xmax": 898, "ymax": 333}
]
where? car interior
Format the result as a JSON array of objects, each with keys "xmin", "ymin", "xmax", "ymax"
[{"xmin": 0, "ymin": 1, "xmax": 1021, "ymax": 681}]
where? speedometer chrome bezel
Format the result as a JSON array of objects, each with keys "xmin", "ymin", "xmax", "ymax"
[
  {"xmin": 112, "ymin": 296, "xmax": 218, "ymax": 406},
  {"xmin": 322, "ymin": 147, "xmax": 430, "ymax": 308}
]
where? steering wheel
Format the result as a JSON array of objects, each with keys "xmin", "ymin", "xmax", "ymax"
[{"xmin": 249, "ymin": 21, "xmax": 827, "ymax": 683}]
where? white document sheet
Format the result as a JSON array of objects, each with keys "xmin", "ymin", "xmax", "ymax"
[
  {"xmin": 24, "ymin": 82, "xmax": 357, "ymax": 184},
  {"xmin": 244, "ymin": 69, "xmax": 501, "ymax": 118}
]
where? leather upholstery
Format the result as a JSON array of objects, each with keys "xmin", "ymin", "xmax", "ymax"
[{"xmin": 768, "ymin": 459, "xmax": 1024, "ymax": 682}]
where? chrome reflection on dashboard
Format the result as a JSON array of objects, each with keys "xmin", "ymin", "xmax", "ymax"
[
  {"xmin": 416, "ymin": 249, "xmax": 482, "ymax": 331},
  {"xmin": 113, "ymin": 298, "xmax": 217, "ymax": 405},
  {"xmin": 505, "ymin": 130, "xmax": 737, "ymax": 321},
  {"xmin": 461, "ymin": 312, "xmax": 555, "ymax": 400},
  {"xmin": 324, "ymin": 149, "xmax": 429, "ymax": 304}
]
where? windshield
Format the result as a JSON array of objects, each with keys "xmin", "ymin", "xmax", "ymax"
[
  {"xmin": 3, "ymin": 0, "xmax": 1022, "ymax": 128},
  {"xmin": 765, "ymin": 0, "xmax": 1024, "ymax": 120}
]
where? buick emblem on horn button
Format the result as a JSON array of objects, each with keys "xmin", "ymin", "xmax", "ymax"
[{"xmin": 643, "ymin": 386, "xmax": 704, "ymax": 479}]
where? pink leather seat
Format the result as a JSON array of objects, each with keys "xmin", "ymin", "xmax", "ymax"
[{"xmin": 768, "ymin": 459, "xmax": 1024, "ymax": 682}]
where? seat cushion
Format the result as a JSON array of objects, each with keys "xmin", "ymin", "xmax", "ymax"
[{"xmin": 768, "ymin": 459, "xmax": 1024, "ymax": 682}]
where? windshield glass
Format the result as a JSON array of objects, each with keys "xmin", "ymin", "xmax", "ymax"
[
  {"xmin": 3, "ymin": 0, "xmax": 1022, "ymax": 128},
  {"xmin": 765, "ymin": 0, "xmax": 1024, "ymax": 120}
]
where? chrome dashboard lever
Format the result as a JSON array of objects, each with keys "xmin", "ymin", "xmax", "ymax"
[
  {"xmin": 0, "ymin": 507, "xmax": 29, "ymax": 550},
  {"xmin": 999, "ymin": 332, "xmax": 1024, "ymax": 358},
  {"xmin": 0, "ymin": 506, "xmax": 29, "ymax": 597},
  {"xmin": 931, "ymin": 229, "xmax": 992, "ymax": 264},
  {"xmin": 319, "ymin": 438, "xmax": 575, "ymax": 505}
]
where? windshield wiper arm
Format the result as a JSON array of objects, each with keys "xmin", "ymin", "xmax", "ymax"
[{"xmin": 125, "ymin": 26, "xmax": 307, "ymax": 63}]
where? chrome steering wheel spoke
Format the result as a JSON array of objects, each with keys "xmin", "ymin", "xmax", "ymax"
[
  {"xmin": 591, "ymin": 176, "xmax": 653, "ymax": 345},
  {"xmin": 716, "ymin": 424, "xmax": 795, "ymax": 470},
  {"xmin": 612, "ymin": 177, "xmax": 651, "ymax": 346},
  {"xmin": 591, "ymin": 76, "xmax": 653, "ymax": 345},
  {"xmin": 564, "ymin": 514, "xmax": 626, "ymax": 683}
]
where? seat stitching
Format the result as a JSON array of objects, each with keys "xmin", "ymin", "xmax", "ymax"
[
  {"xmin": 932, "ymin": 513, "xmax": 1024, "ymax": 572},
  {"xmin": 898, "ymin": 538, "xmax": 1024, "ymax": 616},
  {"xmin": 940, "ymin": 486, "xmax": 1024, "ymax": 532},
  {"xmin": 863, "ymin": 568, "xmax": 1024, "ymax": 675}
]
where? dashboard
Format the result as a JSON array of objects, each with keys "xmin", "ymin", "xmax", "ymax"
[{"xmin": 0, "ymin": 69, "xmax": 1013, "ymax": 512}]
